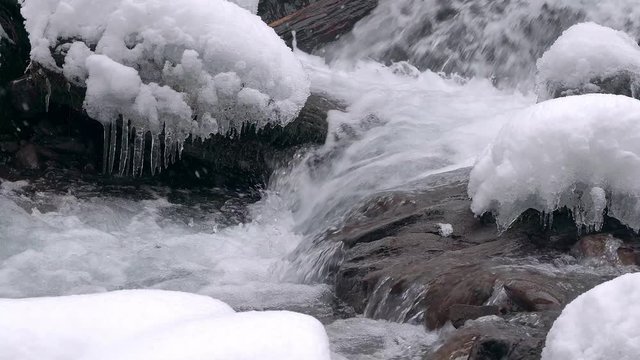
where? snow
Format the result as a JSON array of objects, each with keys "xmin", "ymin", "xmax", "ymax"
[
  {"xmin": 541, "ymin": 272, "xmax": 640, "ymax": 360},
  {"xmin": 0, "ymin": 289, "xmax": 331, "ymax": 360},
  {"xmin": 468, "ymin": 94, "xmax": 640, "ymax": 232},
  {"xmin": 20, "ymin": 0, "xmax": 310, "ymax": 173},
  {"xmin": 537, "ymin": 22, "xmax": 640, "ymax": 100},
  {"xmin": 438, "ymin": 223, "xmax": 453, "ymax": 237}
]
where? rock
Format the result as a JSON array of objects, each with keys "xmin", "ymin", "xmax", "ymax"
[
  {"xmin": 449, "ymin": 304, "xmax": 501, "ymax": 329},
  {"xmin": 157, "ymin": 93, "xmax": 336, "ymax": 188},
  {"xmin": 270, "ymin": 0, "xmax": 378, "ymax": 53},
  {"xmin": 432, "ymin": 313, "xmax": 556, "ymax": 360},
  {"xmin": 258, "ymin": 0, "xmax": 319, "ymax": 24},
  {"xmin": 15, "ymin": 143, "xmax": 39, "ymax": 170},
  {"xmin": 572, "ymin": 233, "xmax": 640, "ymax": 266},
  {"xmin": 327, "ymin": 168, "xmax": 636, "ymax": 360}
]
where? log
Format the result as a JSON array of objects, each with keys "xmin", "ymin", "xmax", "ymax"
[{"xmin": 270, "ymin": 0, "xmax": 378, "ymax": 53}]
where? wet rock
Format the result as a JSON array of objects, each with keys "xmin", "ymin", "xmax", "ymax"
[
  {"xmin": 572, "ymin": 233, "xmax": 640, "ymax": 266},
  {"xmin": 271, "ymin": 0, "xmax": 378, "ymax": 53},
  {"xmin": 15, "ymin": 142, "xmax": 39, "ymax": 170},
  {"xmin": 329, "ymin": 168, "xmax": 638, "ymax": 360},
  {"xmin": 258, "ymin": 0, "xmax": 319, "ymax": 24},
  {"xmin": 449, "ymin": 304, "xmax": 501, "ymax": 329},
  {"xmin": 432, "ymin": 314, "xmax": 554, "ymax": 360},
  {"xmin": 158, "ymin": 94, "xmax": 336, "ymax": 188}
]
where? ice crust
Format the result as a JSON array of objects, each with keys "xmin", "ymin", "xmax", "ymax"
[
  {"xmin": 537, "ymin": 22, "xmax": 640, "ymax": 100},
  {"xmin": 542, "ymin": 272, "xmax": 640, "ymax": 360},
  {"xmin": 20, "ymin": 0, "xmax": 309, "ymax": 174},
  {"xmin": 0, "ymin": 290, "xmax": 331, "ymax": 360},
  {"xmin": 468, "ymin": 94, "xmax": 640, "ymax": 232}
]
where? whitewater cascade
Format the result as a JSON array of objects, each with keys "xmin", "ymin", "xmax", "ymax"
[{"xmin": 3, "ymin": 0, "xmax": 640, "ymax": 359}]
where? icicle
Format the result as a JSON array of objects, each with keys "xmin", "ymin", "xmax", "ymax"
[
  {"xmin": 153, "ymin": 134, "xmax": 162, "ymax": 175},
  {"xmin": 139, "ymin": 129, "xmax": 145, "ymax": 176},
  {"xmin": 149, "ymin": 134, "xmax": 156, "ymax": 176},
  {"xmin": 133, "ymin": 127, "xmax": 145, "ymax": 177},
  {"xmin": 164, "ymin": 130, "xmax": 172, "ymax": 169},
  {"xmin": 177, "ymin": 140, "xmax": 184, "ymax": 160},
  {"xmin": 108, "ymin": 122, "xmax": 117, "ymax": 174},
  {"xmin": 119, "ymin": 118, "xmax": 129, "ymax": 176},
  {"xmin": 102, "ymin": 123, "xmax": 109, "ymax": 174}
]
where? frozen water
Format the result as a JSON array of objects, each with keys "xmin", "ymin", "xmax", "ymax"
[
  {"xmin": 537, "ymin": 22, "xmax": 640, "ymax": 100},
  {"xmin": 542, "ymin": 272, "xmax": 640, "ymax": 360},
  {"xmin": 0, "ymin": 290, "xmax": 331, "ymax": 360},
  {"xmin": 469, "ymin": 94, "xmax": 640, "ymax": 232},
  {"xmin": 20, "ymin": 0, "xmax": 309, "ymax": 174}
]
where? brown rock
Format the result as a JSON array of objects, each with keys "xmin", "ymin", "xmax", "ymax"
[
  {"xmin": 449, "ymin": 304, "xmax": 501, "ymax": 328},
  {"xmin": 271, "ymin": 0, "xmax": 378, "ymax": 53},
  {"xmin": 572, "ymin": 233, "xmax": 640, "ymax": 266}
]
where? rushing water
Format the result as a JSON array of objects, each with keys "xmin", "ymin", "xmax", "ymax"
[{"xmin": 2, "ymin": 1, "xmax": 639, "ymax": 358}]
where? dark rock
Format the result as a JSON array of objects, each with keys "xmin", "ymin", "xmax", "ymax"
[
  {"xmin": 155, "ymin": 94, "xmax": 336, "ymax": 188},
  {"xmin": 432, "ymin": 313, "xmax": 556, "ymax": 360},
  {"xmin": 449, "ymin": 304, "xmax": 501, "ymax": 328},
  {"xmin": 572, "ymin": 233, "xmax": 640, "ymax": 266},
  {"xmin": 258, "ymin": 0, "xmax": 319, "ymax": 24},
  {"xmin": 15, "ymin": 142, "xmax": 39, "ymax": 170},
  {"xmin": 329, "ymin": 167, "xmax": 635, "ymax": 360},
  {"xmin": 271, "ymin": 0, "xmax": 378, "ymax": 53}
]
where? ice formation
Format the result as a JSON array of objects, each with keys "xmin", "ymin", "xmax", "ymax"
[
  {"xmin": 468, "ymin": 94, "xmax": 640, "ymax": 232},
  {"xmin": 20, "ymin": 0, "xmax": 310, "ymax": 175},
  {"xmin": 0, "ymin": 290, "xmax": 331, "ymax": 360},
  {"xmin": 537, "ymin": 22, "xmax": 640, "ymax": 100},
  {"xmin": 541, "ymin": 272, "xmax": 640, "ymax": 360}
]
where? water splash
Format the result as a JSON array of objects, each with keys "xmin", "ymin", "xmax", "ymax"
[{"xmin": 325, "ymin": 0, "xmax": 640, "ymax": 89}]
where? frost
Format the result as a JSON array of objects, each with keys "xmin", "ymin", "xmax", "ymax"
[
  {"xmin": 0, "ymin": 290, "xmax": 331, "ymax": 360},
  {"xmin": 437, "ymin": 223, "xmax": 453, "ymax": 237},
  {"xmin": 468, "ymin": 94, "xmax": 640, "ymax": 233},
  {"xmin": 537, "ymin": 23, "xmax": 640, "ymax": 100},
  {"xmin": 541, "ymin": 273, "xmax": 640, "ymax": 360},
  {"xmin": 20, "ymin": 0, "xmax": 310, "ymax": 175}
]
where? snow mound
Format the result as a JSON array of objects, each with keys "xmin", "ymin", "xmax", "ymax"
[
  {"xmin": 537, "ymin": 22, "xmax": 640, "ymax": 100},
  {"xmin": 0, "ymin": 289, "xmax": 331, "ymax": 360},
  {"xmin": 541, "ymin": 272, "xmax": 640, "ymax": 360},
  {"xmin": 468, "ymin": 94, "xmax": 640, "ymax": 232},
  {"xmin": 20, "ymin": 0, "xmax": 309, "ymax": 174}
]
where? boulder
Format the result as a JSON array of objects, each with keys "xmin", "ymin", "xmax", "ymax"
[{"xmin": 327, "ymin": 168, "xmax": 638, "ymax": 360}]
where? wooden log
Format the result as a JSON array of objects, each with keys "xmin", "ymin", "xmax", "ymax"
[{"xmin": 270, "ymin": 0, "xmax": 378, "ymax": 53}]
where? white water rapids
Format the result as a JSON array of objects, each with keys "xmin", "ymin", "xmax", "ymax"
[{"xmin": 2, "ymin": 0, "xmax": 639, "ymax": 358}]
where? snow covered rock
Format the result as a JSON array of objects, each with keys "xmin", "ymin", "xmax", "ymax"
[
  {"xmin": 537, "ymin": 23, "xmax": 640, "ymax": 101},
  {"xmin": 0, "ymin": 289, "xmax": 331, "ymax": 360},
  {"xmin": 19, "ymin": 0, "xmax": 310, "ymax": 174},
  {"xmin": 541, "ymin": 272, "xmax": 640, "ymax": 360},
  {"xmin": 468, "ymin": 94, "xmax": 640, "ymax": 232}
]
